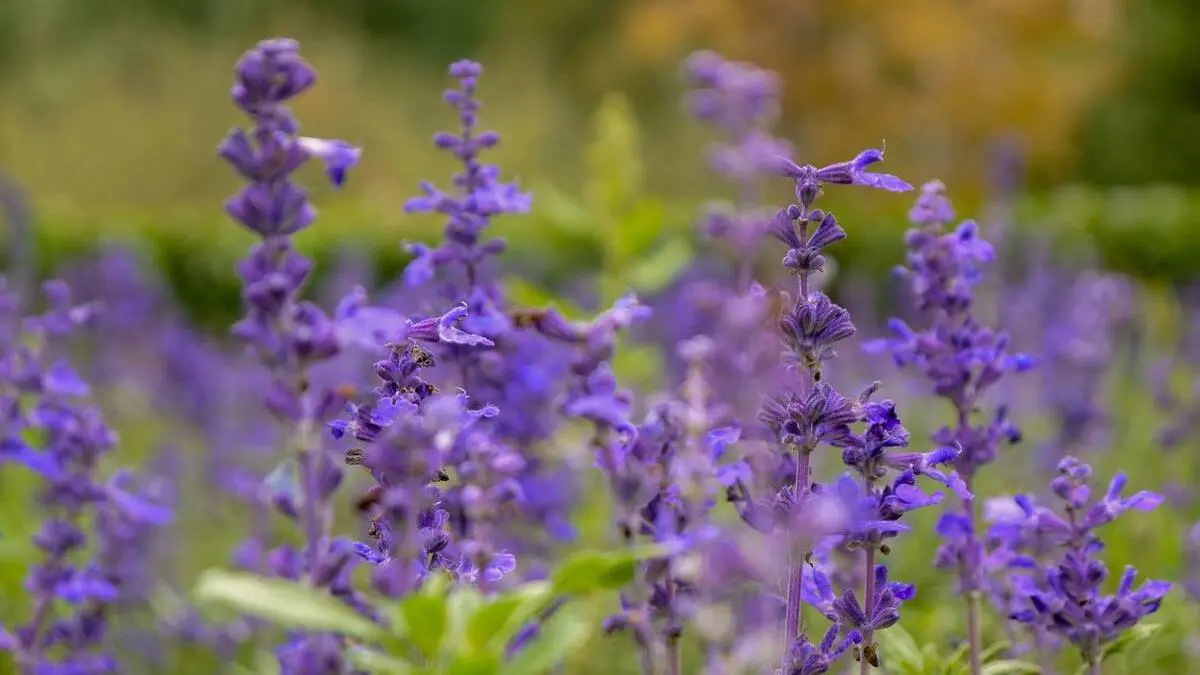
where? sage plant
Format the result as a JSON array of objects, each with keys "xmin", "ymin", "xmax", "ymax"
[
  {"xmin": 1001, "ymin": 458, "xmax": 1170, "ymax": 674},
  {"xmin": 218, "ymin": 37, "xmax": 369, "ymax": 671},
  {"xmin": 867, "ymin": 180, "xmax": 1035, "ymax": 674},
  {"xmin": 0, "ymin": 279, "xmax": 171, "ymax": 674},
  {"xmin": 730, "ymin": 148, "xmax": 921, "ymax": 673}
]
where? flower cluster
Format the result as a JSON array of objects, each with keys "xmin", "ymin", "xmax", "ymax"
[
  {"xmin": 867, "ymin": 182, "xmax": 1035, "ymax": 644},
  {"xmin": 0, "ymin": 279, "xmax": 171, "ymax": 673},
  {"xmin": 997, "ymin": 458, "xmax": 1170, "ymax": 669},
  {"xmin": 1, "ymin": 35, "xmax": 1183, "ymax": 675},
  {"xmin": 402, "ymin": 61, "xmax": 579, "ymax": 547},
  {"xmin": 218, "ymin": 37, "xmax": 377, "ymax": 672},
  {"xmin": 403, "ymin": 59, "xmax": 530, "ymax": 294},
  {"xmin": 713, "ymin": 146, "xmax": 961, "ymax": 675}
]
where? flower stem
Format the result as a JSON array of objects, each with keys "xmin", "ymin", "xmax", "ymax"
[
  {"xmin": 957, "ymin": 412, "xmax": 983, "ymax": 675},
  {"xmin": 966, "ymin": 588, "xmax": 984, "ymax": 675},
  {"xmin": 783, "ymin": 210, "xmax": 813, "ymax": 670},
  {"xmin": 860, "ymin": 546, "xmax": 877, "ymax": 675},
  {"xmin": 783, "ymin": 448, "xmax": 811, "ymax": 666},
  {"xmin": 295, "ymin": 409, "xmax": 323, "ymax": 576}
]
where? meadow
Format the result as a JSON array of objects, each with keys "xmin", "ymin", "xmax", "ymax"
[{"xmin": 0, "ymin": 7, "xmax": 1199, "ymax": 675}]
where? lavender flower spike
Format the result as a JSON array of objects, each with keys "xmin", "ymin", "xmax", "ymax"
[
  {"xmin": 1006, "ymin": 458, "xmax": 1171, "ymax": 672},
  {"xmin": 0, "ymin": 280, "xmax": 170, "ymax": 674},
  {"xmin": 758, "ymin": 148, "xmax": 910, "ymax": 674},
  {"xmin": 867, "ymin": 179, "xmax": 1033, "ymax": 675},
  {"xmin": 220, "ymin": 38, "xmax": 368, "ymax": 673}
]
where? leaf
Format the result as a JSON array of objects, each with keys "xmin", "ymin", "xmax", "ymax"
[
  {"xmin": 979, "ymin": 660, "xmax": 1041, "ymax": 675},
  {"xmin": 347, "ymin": 647, "xmax": 415, "ymax": 675},
  {"xmin": 979, "ymin": 641, "xmax": 1014, "ymax": 664},
  {"xmin": 466, "ymin": 581, "xmax": 553, "ymax": 653},
  {"xmin": 612, "ymin": 200, "xmax": 668, "ymax": 261},
  {"xmin": 628, "ymin": 239, "xmax": 692, "ymax": 294},
  {"xmin": 874, "ymin": 624, "xmax": 924, "ymax": 674},
  {"xmin": 946, "ymin": 639, "xmax": 1011, "ymax": 675},
  {"xmin": 446, "ymin": 651, "xmax": 502, "ymax": 675},
  {"xmin": 1101, "ymin": 622, "xmax": 1163, "ymax": 661},
  {"xmin": 503, "ymin": 277, "xmax": 585, "ymax": 319},
  {"xmin": 447, "ymin": 586, "xmax": 484, "ymax": 647},
  {"xmin": 499, "ymin": 607, "xmax": 592, "ymax": 675},
  {"xmin": 529, "ymin": 183, "xmax": 590, "ymax": 234},
  {"xmin": 400, "ymin": 589, "xmax": 448, "ymax": 661},
  {"xmin": 194, "ymin": 569, "xmax": 382, "ymax": 641},
  {"xmin": 550, "ymin": 547, "xmax": 665, "ymax": 595}
]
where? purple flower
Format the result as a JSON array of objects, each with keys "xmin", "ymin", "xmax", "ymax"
[
  {"xmin": 774, "ymin": 148, "xmax": 912, "ymax": 208},
  {"xmin": 0, "ymin": 280, "xmax": 170, "ymax": 673},
  {"xmin": 784, "ymin": 625, "xmax": 862, "ymax": 675},
  {"xmin": 1002, "ymin": 458, "xmax": 1171, "ymax": 666},
  {"xmin": 757, "ymin": 384, "xmax": 859, "ymax": 453}
]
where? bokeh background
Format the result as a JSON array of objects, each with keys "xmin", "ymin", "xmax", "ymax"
[
  {"xmin": 2, "ymin": 1, "xmax": 1200, "ymax": 673},
  {"xmin": 2, "ymin": 0, "xmax": 1199, "ymax": 300}
]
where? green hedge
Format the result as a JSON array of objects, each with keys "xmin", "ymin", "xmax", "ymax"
[{"xmin": 6, "ymin": 185, "xmax": 1200, "ymax": 326}]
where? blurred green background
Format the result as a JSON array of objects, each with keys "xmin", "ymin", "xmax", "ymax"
[{"xmin": 1, "ymin": 0, "xmax": 1199, "ymax": 302}]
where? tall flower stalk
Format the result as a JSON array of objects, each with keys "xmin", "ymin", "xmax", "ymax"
[
  {"xmin": 867, "ymin": 180, "xmax": 1035, "ymax": 674},
  {"xmin": 218, "ymin": 37, "xmax": 366, "ymax": 670},
  {"xmin": 0, "ymin": 280, "xmax": 171, "ymax": 674},
  {"xmin": 757, "ymin": 149, "xmax": 911, "ymax": 670}
]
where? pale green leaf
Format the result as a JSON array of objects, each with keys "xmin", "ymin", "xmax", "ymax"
[
  {"xmin": 466, "ymin": 584, "xmax": 552, "ymax": 653},
  {"xmin": 874, "ymin": 624, "xmax": 924, "ymax": 673},
  {"xmin": 551, "ymin": 546, "xmax": 665, "ymax": 595},
  {"xmin": 585, "ymin": 93, "xmax": 642, "ymax": 220},
  {"xmin": 401, "ymin": 591, "xmax": 448, "ymax": 661},
  {"xmin": 529, "ymin": 183, "xmax": 590, "ymax": 233},
  {"xmin": 447, "ymin": 586, "xmax": 484, "ymax": 647},
  {"xmin": 611, "ymin": 200, "xmax": 667, "ymax": 260},
  {"xmin": 1101, "ymin": 623, "xmax": 1163, "ymax": 661},
  {"xmin": 979, "ymin": 660, "xmax": 1041, "ymax": 675},
  {"xmin": 498, "ymin": 608, "xmax": 592, "ymax": 675},
  {"xmin": 628, "ymin": 239, "xmax": 692, "ymax": 294},
  {"xmin": 447, "ymin": 651, "xmax": 502, "ymax": 675},
  {"xmin": 347, "ymin": 647, "xmax": 414, "ymax": 675},
  {"xmin": 979, "ymin": 641, "xmax": 1014, "ymax": 664},
  {"xmin": 194, "ymin": 569, "xmax": 382, "ymax": 641},
  {"xmin": 502, "ymin": 276, "xmax": 586, "ymax": 319}
]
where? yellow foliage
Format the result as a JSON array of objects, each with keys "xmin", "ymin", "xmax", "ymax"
[{"xmin": 616, "ymin": 0, "xmax": 1121, "ymax": 192}]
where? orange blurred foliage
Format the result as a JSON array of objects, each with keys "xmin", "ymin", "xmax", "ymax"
[{"xmin": 618, "ymin": 0, "xmax": 1120, "ymax": 194}]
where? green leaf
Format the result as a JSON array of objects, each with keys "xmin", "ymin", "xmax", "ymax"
[
  {"xmin": 979, "ymin": 641, "xmax": 1015, "ymax": 664},
  {"xmin": 611, "ymin": 200, "xmax": 667, "ymax": 261},
  {"xmin": 550, "ymin": 547, "xmax": 664, "ymax": 595},
  {"xmin": 874, "ymin": 624, "xmax": 924, "ymax": 674},
  {"xmin": 529, "ymin": 183, "xmax": 590, "ymax": 234},
  {"xmin": 447, "ymin": 586, "xmax": 485, "ymax": 647},
  {"xmin": 447, "ymin": 651, "xmax": 502, "ymax": 675},
  {"xmin": 502, "ymin": 277, "xmax": 585, "ymax": 318},
  {"xmin": 498, "ymin": 607, "xmax": 592, "ymax": 675},
  {"xmin": 400, "ymin": 590, "xmax": 448, "ymax": 661},
  {"xmin": 979, "ymin": 660, "xmax": 1041, "ymax": 675},
  {"xmin": 1101, "ymin": 622, "xmax": 1163, "ymax": 661},
  {"xmin": 628, "ymin": 239, "xmax": 692, "ymax": 294},
  {"xmin": 946, "ymin": 640, "xmax": 1012, "ymax": 675},
  {"xmin": 194, "ymin": 569, "xmax": 382, "ymax": 641},
  {"xmin": 347, "ymin": 647, "xmax": 415, "ymax": 675},
  {"xmin": 466, "ymin": 582, "xmax": 553, "ymax": 652}
]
